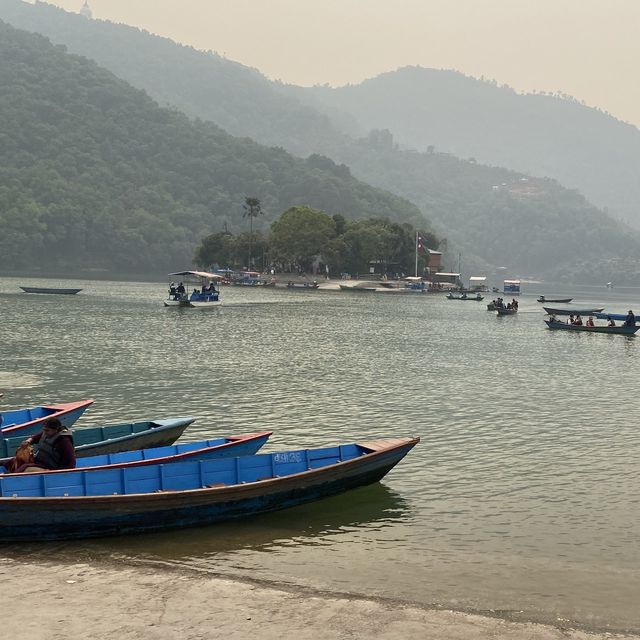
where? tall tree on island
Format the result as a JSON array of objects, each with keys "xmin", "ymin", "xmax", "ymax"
[{"xmin": 243, "ymin": 197, "xmax": 263, "ymax": 269}]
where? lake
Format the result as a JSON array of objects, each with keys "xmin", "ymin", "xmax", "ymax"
[{"xmin": 1, "ymin": 276, "xmax": 639, "ymax": 633}]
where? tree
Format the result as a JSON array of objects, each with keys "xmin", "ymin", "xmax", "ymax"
[
  {"xmin": 270, "ymin": 205, "xmax": 336, "ymax": 271},
  {"xmin": 242, "ymin": 196, "xmax": 262, "ymax": 268}
]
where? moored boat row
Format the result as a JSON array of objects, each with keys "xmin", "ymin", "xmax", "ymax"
[{"xmin": 0, "ymin": 397, "xmax": 418, "ymax": 541}]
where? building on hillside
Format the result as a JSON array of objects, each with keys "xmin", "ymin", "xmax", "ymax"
[
  {"xmin": 79, "ymin": 1, "xmax": 92, "ymax": 18},
  {"xmin": 425, "ymin": 249, "xmax": 442, "ymax": 276}
]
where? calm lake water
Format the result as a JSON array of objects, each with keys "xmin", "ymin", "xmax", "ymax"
[{"xmin": 1, "ymin": 276, "xmax": 639, "ymax": 632}]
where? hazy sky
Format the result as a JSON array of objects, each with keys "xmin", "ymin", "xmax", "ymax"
[{"xmin": 44, "ymin": 0, "xmax": 640, "ymax": 127}]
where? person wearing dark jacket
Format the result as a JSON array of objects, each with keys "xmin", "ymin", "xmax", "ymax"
[
  {"xmin": 16, "ymin": 417, "xmax": 76, "ymax": 472},
  {"xmin": 624, "ymin": 310, "xmax": 636, "ymax": 327}
]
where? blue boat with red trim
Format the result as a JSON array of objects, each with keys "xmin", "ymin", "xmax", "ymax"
[
  {"xmin": 0, "ymin": 437, "xmax": 418, "ymax": 541},
  {"xmin": 0, "ymin": 399, "xmax": 93, "ymax": 437},
  {"xmin": 0, "ymin": 431, "xmax": 271, "ymax": 476}
]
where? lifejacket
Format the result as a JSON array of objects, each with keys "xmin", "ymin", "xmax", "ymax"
[{"xmin": 34, "ymin": 429, "xmax": 73, "ymax": 470}]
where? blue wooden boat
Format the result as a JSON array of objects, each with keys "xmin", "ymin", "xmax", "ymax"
[
  {"xmin": 544, "ymin": 320, "xmax": 638, "ymax": 335},
  {"xmin": 0, "ymin": 431, "xmax": 271, "ymax": 475},
  {"xmin": 0, "ymin": 399, "xmax": 93, "ymax": 437},
  {"xmin": 592, "ymin": 312, "xmax": 640, "ymax": 323},
  {"xmin": 0, "ymin": 416, "xmax": 196, "ymax": 459},
  {"xmin": 0, "ymin": 437, "xmax": 418, "ymax": 541}
]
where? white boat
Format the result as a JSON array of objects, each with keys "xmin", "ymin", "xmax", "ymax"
[{"xmin": 164, "ymin": 270, "xmax": 223, "ymax": 308}]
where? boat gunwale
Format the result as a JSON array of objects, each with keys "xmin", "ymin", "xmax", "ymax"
[{"xmin": 0, "ymin": 437, "xmax": 419, "ymax": 505}]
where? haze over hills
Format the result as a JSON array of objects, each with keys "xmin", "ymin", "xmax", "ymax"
[
  {"xmin": 0, "ymin": 19, "xmax": 423, "ymax": 274},
  {"xmin": 3, "ymin": 1, "xmax": 640, "ymax": 282},
  {"xmin": 288, "ymin": 66, "xmax": 640, "ymax": 228}
]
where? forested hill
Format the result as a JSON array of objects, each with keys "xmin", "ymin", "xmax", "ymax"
[
  {"xmin": 4, "ymin": 2, "xmax": 640, "ymax": 282},
  {"xmin": 289, "ymin": 66, "xmax": 640, "ymax": 228},
  {"xmin": 0, "ymin": 20, "xmax": 425, "ymax": 274},
  {"xmin": 0, "ymin": 0, "xmax": 352, "ymax": 159}
]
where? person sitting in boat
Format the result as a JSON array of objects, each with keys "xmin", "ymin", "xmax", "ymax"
[
  {"xmin": 511, "ymin": 299, "xmax": 519, "ymax": 310},
  {"xmin": 169, "ymin": 282, "xmax": 177, "ymax": 299},
  {"xmin": 11, "ymin": 417, "xmax": 76, "ymax": 473},
  {"xmin": 624, "ymin": 310, "xmax": 636, "ymax": 327},
  {"xmin": 190, "ymin": 288, "xmax": 202, "ymax": 301},
  {"xmin": 574, "ymin": 315, "xmax": 583, "ymax": 326},
  {"xmin": 549, "ymin": 314, "xmax": 557, "ymax": 323},
  {"xmin": 608, "ymin": 317, "xmax": 616, "ymax": 327},
  {"xmin": 586, "ymin": 316, "xmax": 595, "ymax": 327},
  {"xmin": 176, "ymin": 282, "xmax": 186, "ymax": 299}
]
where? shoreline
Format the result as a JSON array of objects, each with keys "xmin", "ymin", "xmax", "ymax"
[{"xmin": 1, "ymin": 556, "xmax": 637, "ymax": 640}]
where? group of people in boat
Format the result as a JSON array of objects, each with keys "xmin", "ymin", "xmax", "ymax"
[
  {"xmin": 491, "ymin": 297, "xmax": 519, "ymax": 310},
  {"xmin": 168, "ymin": 281, "xmax": 219, "ymax": 302},
  {"xmin": 168, "ymin": 281, "xmax": 186, "ymax": 300},
  {"xmin": 549, "ymin": 310, "xmax": 635, "ymax": 328},
  {"xmin": 2, "ymin": 417, "xmax": 75, "ymax": 474}
]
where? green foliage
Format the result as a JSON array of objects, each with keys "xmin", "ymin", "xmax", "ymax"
[
  {"xmin": 0, "ymin": 20, "xmax": 426, "ymax": 274},
  {"xmin": 270, "ymin": 206, "xmax": 336, "ymax": 270},
  {"xmin": 195, "ymin": 207, "xmax": 433, "ymax": 276}
]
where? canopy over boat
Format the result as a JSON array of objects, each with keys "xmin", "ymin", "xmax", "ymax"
[{"xmin": 168, "ymin": 270, "xmax": 223, "ymax": 280}]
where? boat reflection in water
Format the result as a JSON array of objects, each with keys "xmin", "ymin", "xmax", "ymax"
[{"xmin": 8, "ymin": 483, "xmax": 409, "ymax": 562}]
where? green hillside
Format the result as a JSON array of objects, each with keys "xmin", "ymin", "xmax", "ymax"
[
  {"xmin": 0, "ymin": 20, "xmax": 425, "ymax": 274},
  {"xmin": 3, "ymin": 1, "xmax": 640, "ymax": 281}
]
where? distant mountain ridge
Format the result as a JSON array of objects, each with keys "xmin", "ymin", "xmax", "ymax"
[
  {"xmin": 288, "ymin": 66, "xmax": 640, "ymax": 228},
  {"xmin": 3, "ymin": 1, "xmax": 640, "ymax": 282}
]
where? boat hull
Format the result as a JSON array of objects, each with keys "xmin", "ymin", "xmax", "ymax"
[
  {"xmin": 164, "ymin": 299, "xmax": 221, "ymax": 308},
  {"xmin": 0, "ymin": 438, "xmax": 418, "ymax": 541},
  {"xmin": 0, "ymin": 417, "xmax": 195, "ymax": 459},
  {"xmin": 20, "ymin": 287, "xmax": 82, "ymax": 295},
  {"xmin": 496, "ymin": 308, "xmax": 517, "ymax": 315},
  {"xmin": 543, "ymin": 307, "xmax": 605, "ymax": 316},
  {"xmin": 544, "ymin": 320, "xmax": 638, "ymax": 335}
]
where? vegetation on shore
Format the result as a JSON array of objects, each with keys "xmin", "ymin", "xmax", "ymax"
[
  {"xmin": 195, "ymin": 204, "xmax": 438, "ymax": 276},
  {"xmin": 0, "ymin": 20, "xmax": 430, "ymax": 274}
]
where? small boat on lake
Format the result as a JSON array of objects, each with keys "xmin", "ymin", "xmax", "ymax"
[
  {"xmin": 592, "ymin": 312, "xmax": 640, "ymax": 324},
  {"xmin": 165, "ymin": 271, "xmax": 222, "ymax": 308},
  {"xmin": 0, "ymin": 437, "xmax": 418, "ymax": 541},
  {"xmin": 0, "ymin": 431, "xmax": 272, "ymax": 475},
  {"xmin": 537, "ymin": 296, "xmax": 572, "ymax": 303},
  {"xmin": 287, "ymin": 281, "xmax": 319, "ymax": 289},
  {"xmin": 0, "ymin": 416, "xmax": 196, "ymax": 459},
  {"xmin": 339, "ymin": 283, "xmax": 376, "ymax": 292},
  {"xmin": 543, "ymin": 306, "xmax": 604, "ymax": 316},
  {"xmin": 0, "ymin": 399, "xmax": 93, "ymax": 437},
  {"xmin": 544, "ymin": 320, "xmax": 638, "ymax": 335},
  {"xmin": 20, "ymin": 286, "xmax": 82, "ymax": 295},
  {"xmin": 447, "ymin": 293, "xmax": 484, "ymax": 301}
]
